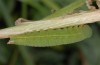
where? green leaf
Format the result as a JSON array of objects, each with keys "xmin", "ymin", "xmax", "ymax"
[{"xmin": 44, "ymin": 0, "xmax": 85, "ymax": 19}]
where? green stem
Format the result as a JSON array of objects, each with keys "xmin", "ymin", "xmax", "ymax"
[{"xmin": 44, "ymin": 0, "xmax": 85, "ymax": 19}]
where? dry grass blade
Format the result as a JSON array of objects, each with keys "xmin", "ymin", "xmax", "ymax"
[{"xmin": 0, "ymin": 10, "xmax": 100, "ymax": 38}]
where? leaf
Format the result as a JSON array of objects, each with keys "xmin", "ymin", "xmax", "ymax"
[{"xmin": 44, "ymin": 0, "xmax": 85, "ymax": 19}]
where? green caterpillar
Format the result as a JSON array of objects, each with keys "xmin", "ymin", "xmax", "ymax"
[{"xmin": 9, "ymin": 25, "xmax": 92, "ymax": 47}]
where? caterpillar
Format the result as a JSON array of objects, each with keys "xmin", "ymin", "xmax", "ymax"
[{"xmin": 8, "ymin": 25, "xmax": 92, "ymax": 47}]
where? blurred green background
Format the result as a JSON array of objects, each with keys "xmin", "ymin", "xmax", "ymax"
[{"xmin": 0, "ymin": 0, "xmax": 100, "ymax": 65}]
